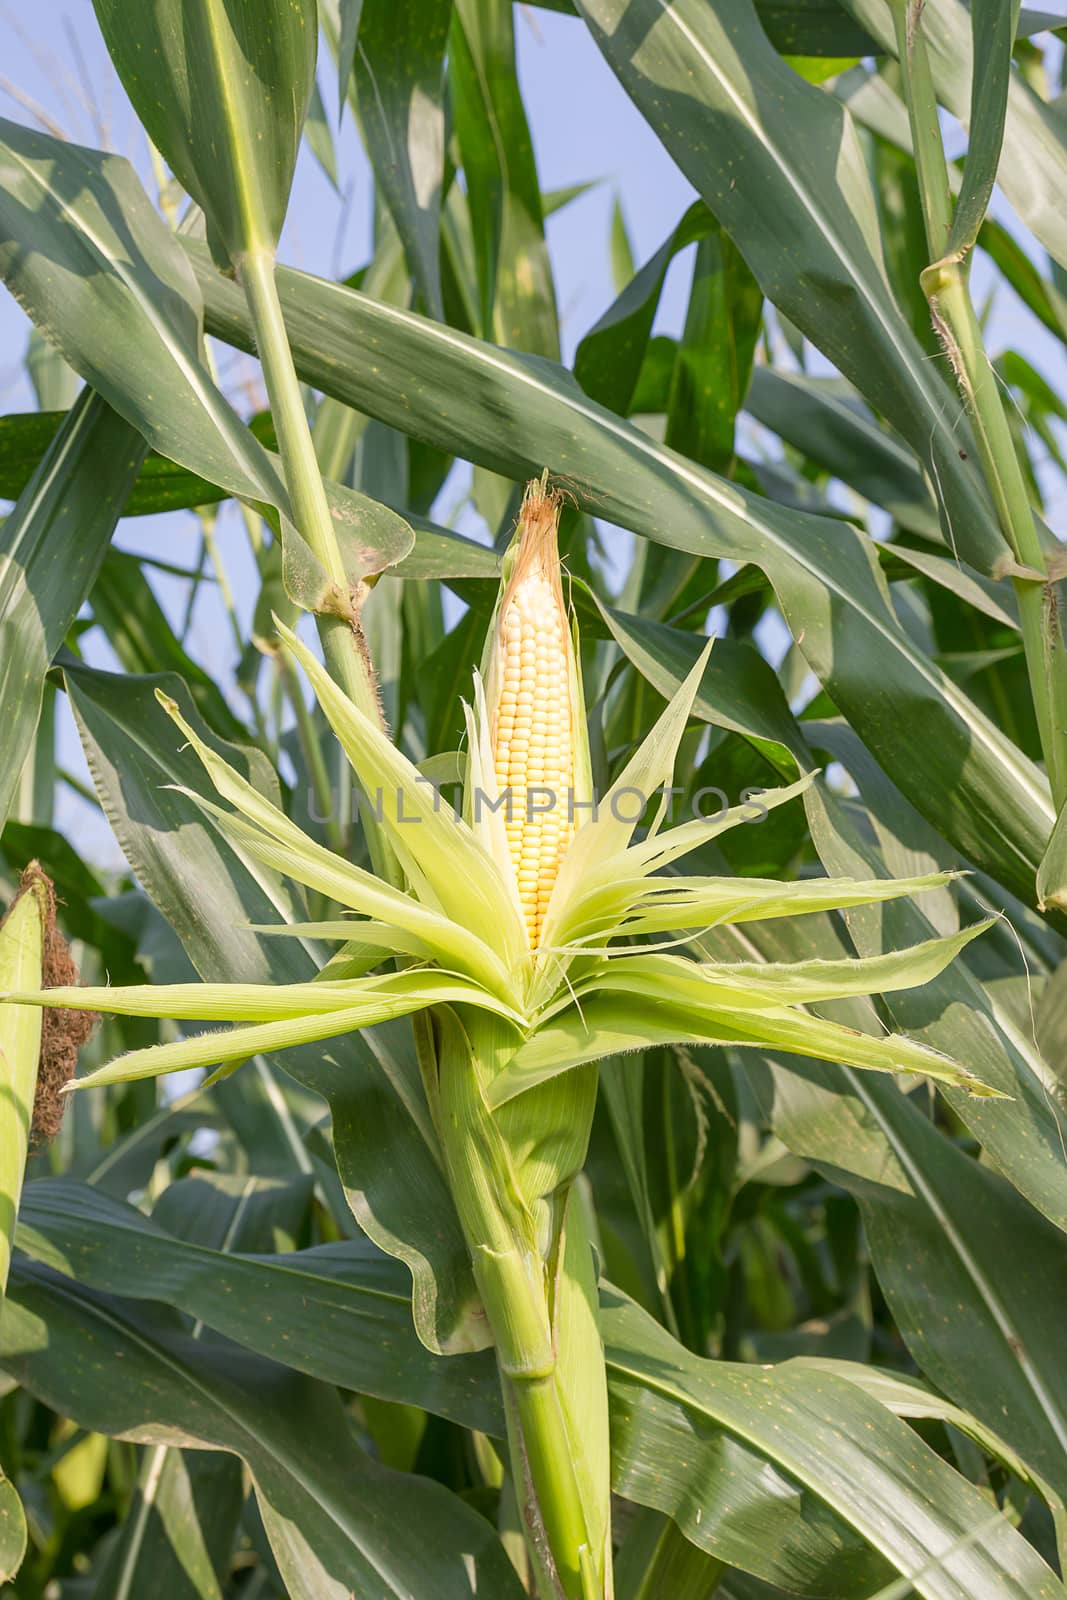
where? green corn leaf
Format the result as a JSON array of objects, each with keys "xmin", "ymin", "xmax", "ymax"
[
  {"xmin": 92, "ymin": 0, "xmax": 316, "ymax": 262},
  {"xmin": 353, "ymin": 0, "xmax": 451, "ymax": 317},
  {"xmin": 18, "ymin": 1181, "xmax": 1064, "ymax": 1599},
  {"xmin": 800, "ymin": 755, "xmax": 1067, "ymax": 1236},
  {"xmin": 763, "ymin": 1054, "xmax": 1067, "ymax": 1509},
  {"xmin": 0, "ymin": 1260, "xmax": 524, "ymax": 1600},
  {"xmin": 450, "ymin": 0, "xmax": 559, "ymax": 355},
  {"xmin": 0, "ymin": 391, "xmax": 145, "ymax": 831},
  {"xmin": 92, "ymin": 550, "xmax": 247, "ymax": 743},
  {"xmin": 601, "ymin": 1287, "xmax": 1067, "ymax": 1600},
  {"xmin": 0, "ymin": 119, "xmax": 413, "ymax": 603},
  {"xmin": 0, "ymin": 406, "xmax": 274, "ymax": 516},
  {"xmin": 572, "ymin": 0, "xmax": 1005, "ymax": 578},
  {"xmin": 574, "ymin": 201, "xmax": 716, "ymax": 415},
  {"xmin": 0, "ymin": 1468, "xmax": 26, "ymax": 1588},
  {"xmin": 744, "ymin": 367, "xmax": 943, "ymax": 542},
  {"xmin": 845, "ymin": 0, "xmax": 1067, "ymax": 274},
  {"xmin": 795, "ymin": 1359, "xmax": 1066, "ymax": 1523},
  {"xmin": 17, "ymin": 1177, "xmax": 500, "ymax": 1433},
  {"xmin": 664, "ymin": 228, "xmax": 763, "ymax": 474},
  {"xmin": 594, "ymin": 597, "xmax": 809, "ymax": 776},
  {"xmin": 946, "ymin": 0, "xmax": 1022, "ymax": 259}
]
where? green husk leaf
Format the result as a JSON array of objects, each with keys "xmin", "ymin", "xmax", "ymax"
[
  {"xmin": 276, "ymin": 618, "xmax": 528, "ymax": 965},
  {"xmin": 490, "ymin": 995, "xmax": 1002, "ymax": 1105},
  {"xmin": 156, "ymin": 690, "xmax": 515, "ymax": 998},
  {"xmin": 0, "ymin": 870, "xmax": 47, "ymax": 1302}
]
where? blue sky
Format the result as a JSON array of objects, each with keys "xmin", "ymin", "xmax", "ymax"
[{"xmin": 2, "ymin": 3, "xmax": 1067, "ymax": 862}]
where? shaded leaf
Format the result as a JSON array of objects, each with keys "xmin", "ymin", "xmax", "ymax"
[
  {"xmin": 354, "ymin": 0, "xmax": 451, "ymax": 316},
  {"xmin": 92, "ymin": 0, "xmax": 316, "ymax": 261},
  {"xmin": 0, "ymin": 391, "xmax": 145, "ymax": 831}
]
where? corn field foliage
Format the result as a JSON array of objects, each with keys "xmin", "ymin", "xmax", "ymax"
[{"xmin": 1, "ymin": 1, "xmax": 1067, "ymax": 1597}]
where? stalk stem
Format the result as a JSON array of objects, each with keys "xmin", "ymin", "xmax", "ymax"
[
  {"xmin": 236, "ymin": 247, "xmax": 398, "ymax": 878},
  {"xmin": 480, "ymin": 1251, "xmax": 600, "ymax": 1600},
  {"xmin": 437, "ymin": 1013, "xmax": 608, "ymax": 1600}
]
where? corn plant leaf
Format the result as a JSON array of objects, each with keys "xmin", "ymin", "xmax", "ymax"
[
  {"xmin": 572, "ymin": 0, "xmax": 1006, "ymax": 580},
  {"xmin": 62, "ymin": 662, "xmax": 485, "ymax": 1355},
  {"xmin": 92, "ymin": 1448, "xmax": 241, "ymax": 1600},
  {"xmin": 16, "ymin": 1178, "xmax": 501, "ymax": 1434},
  {"xmin": 0, "ymin": 1468, "xmax": 25, "ymax": 1588},
  {"xmin": 802, "ymin": 753, "xmax": 1067, "ymax": 1234},
  {"xmin": 1038, "ymin": 797, "xmax": 1067, "ymax": 914},
  {"xmin": 0, "ymin": 407, "xmax": 280, "ymax": 516},
  {"xmin": 795, "ymin": 1359, "xmax": 1067, "ymax": 1530},
  {"xmin": 0, "ymin": 1260, "xmax": 525, "ymax": 1600},
  {"xmin": 186, "ymin": 244, "xmax": 1057, "ymax": 912},
  {"xmin": 90, "ymin": 1174, "xmax": 277, "ymax": 1600},
  {"xmin": 0, "ymin": 409, "xmax": 495, "ymax": 578},
  {"xmin": 450, "ymin": 0, "xmax": 559, "ymax": 354},
  {"xmin": 593, "ymin": 597, "xmax": 807, "ymax": 775},
  {"xmin": 333, "ymin": 0, "xmax": 365, "ymax": 105},
  {"xmin": 754, "ymin": 1, "xmax": 879, "ymax": 54},
  {"xmin": 92, "ymin": 0, "xmax": 316, "ymax": 262},
  {"xmin": 744, "ymin": 368, "xmax": 943, "ymax": 542},
  {"xmin": 760, "ymin": 1050, "xmax": 1067, "ymax": 1508},
  {"xmin": 21, "ymin": 1180, "xmax": 1058, "ymax": 1599},
  {"xmin": 0, "ymin": 1187, "xmax": 893, "ymax": 1593},
  {"xmin": 0, "ymin": 391, "xmax": 145, "ymax": 831},
  {"xmin": 528, "ymin": 0, "xmax": 883, "ymax": 54},
  {"xmin": 601, "ymin": 1287, "xmax": 1067, "ymax": 1600},
  {"xmin": 92, "ymin": 550, "xmax": 248, "ymax": 743},
  {"xmin": 574, "ymin": 200, "xmax": 716, "ymax": 415},
  {"xmin": 353, "ymin": 0, "xmax": 451, "ymax": 317},
  {"xmin": 718, "ymin": 900, "xmax": 1067, "ymax": 1510},
  {"xmin": 946, "ymin": 0, "xmax": 1021, "ymax": 259},
  {"xmin": 664, "ymin": 228, "xmax": 763, "ymax": 474},
  {"xmin": 25, "ymin": 326, "xmax": 77, "ymax": 411},
  {"xmin": 0, "ymin": 119, "xmax": 413, "ymax": 599}
]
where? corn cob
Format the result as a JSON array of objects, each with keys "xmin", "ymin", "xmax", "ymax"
[{"xmin": 491, "ymin": 477, "xmax": 575, "ymax": 947}]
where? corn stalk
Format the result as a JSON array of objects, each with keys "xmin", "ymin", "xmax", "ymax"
[{"xmin": 891, "ymin": 0, "xmax": 1067, "ymax": 815}]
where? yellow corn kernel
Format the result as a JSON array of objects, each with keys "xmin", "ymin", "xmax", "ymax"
[{"xmin": 491, "ymin": 478, "xmax": 575, "ymax": 947}]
